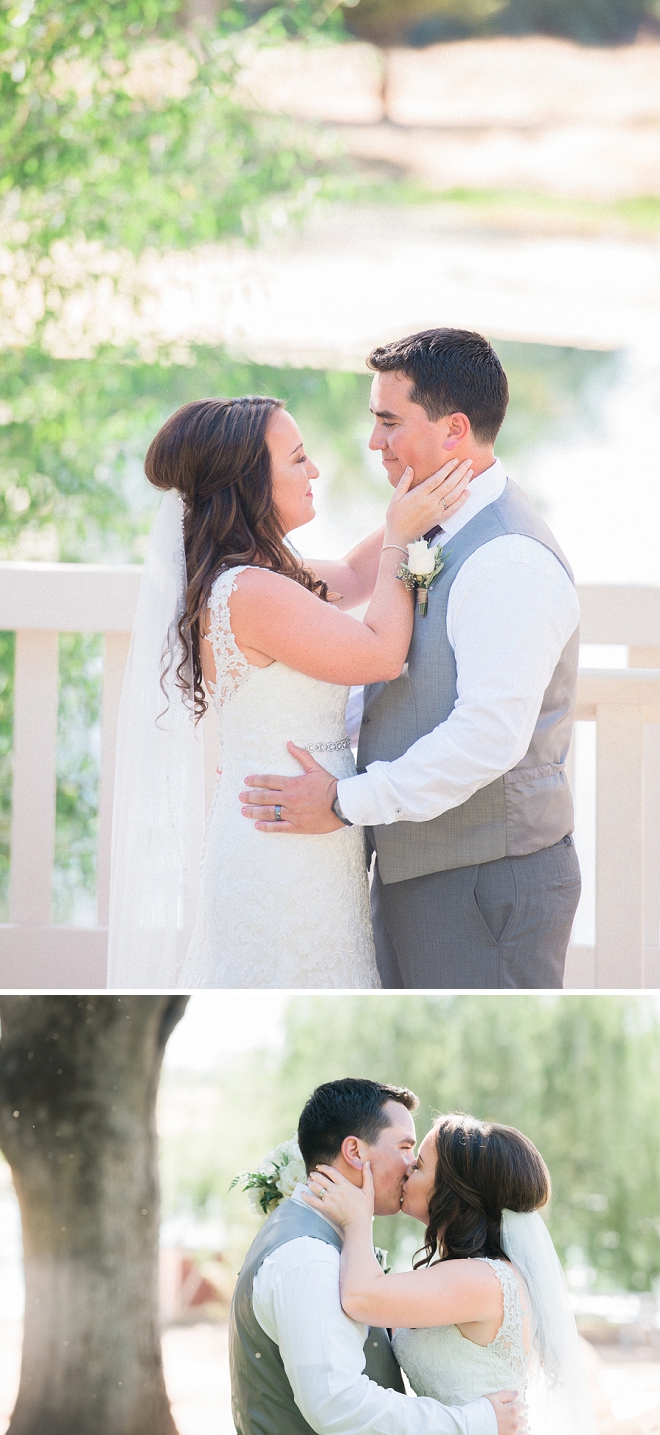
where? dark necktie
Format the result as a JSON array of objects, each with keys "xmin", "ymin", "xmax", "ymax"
[{"xmin": 424, "ymin": 525, "xmax": 444, "ymax": 543}]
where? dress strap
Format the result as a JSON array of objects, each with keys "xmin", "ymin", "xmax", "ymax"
[
  {"xmin": 206, "ymin": 566, "xmax": 258, "ymax": 710},
  {"xmin": 476, "ymin": 1258, "xmax": 527, "ymax": 1385}
]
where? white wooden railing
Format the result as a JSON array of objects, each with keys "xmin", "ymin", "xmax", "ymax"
[
  {"xmin": 0, "ymin": 563, "xmax": 139, "ymax": 989},
  {"xmin": 566, "ymin": 586, "xmax": 660, "ymax": 991},
  {"xmin": 0, "ymin": 565, "xmax": 659, "ymax": 990}
]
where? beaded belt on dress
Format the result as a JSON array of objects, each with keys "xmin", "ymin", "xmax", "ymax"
[{"xmin": 303, "ymin": 738, "xmax": 351, "ymax": 753}]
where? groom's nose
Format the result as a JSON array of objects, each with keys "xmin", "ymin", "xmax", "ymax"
[{"xmin": 369, "ymin": 424, "xmax": 386, "ymax": 450}]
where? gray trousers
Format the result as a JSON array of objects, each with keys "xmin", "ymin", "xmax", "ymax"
[{"xmin": 371, "ymin": 836, "xmax": 581, "ymax": 990}]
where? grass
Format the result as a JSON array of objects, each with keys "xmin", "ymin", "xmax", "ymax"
[{"xmin": 319, "ymin": 164, "xmax": 660, "ymax": 235}]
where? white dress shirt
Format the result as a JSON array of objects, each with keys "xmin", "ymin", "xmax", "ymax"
[
  {"xmin": 337, "ymin": 459, "xmax": 579, "ymax": 828},
  {"xmin": 252, "ymin": 1187, "xmax": 497, "ymax": 1435}
]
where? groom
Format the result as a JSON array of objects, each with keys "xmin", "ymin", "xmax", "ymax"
[
  {"xmin": 241, "ymin": 328, "xmax": 581, "ymax": 989},
  {"xmin": 229, "ymin": 1078, "xmax": 523, "ymax": 1435}
]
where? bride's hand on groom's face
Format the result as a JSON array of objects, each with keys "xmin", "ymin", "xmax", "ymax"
[
  {"xmin": 385, "ymin": 457, "xmax": 473, "ymax": 545},
  {"xmin": 303, "ymin": 1161, "xmax": 375, "ymax": 1227}
]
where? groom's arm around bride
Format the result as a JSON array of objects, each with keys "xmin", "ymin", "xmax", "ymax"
[{"xmin": 241, "ymin": 328, "xmax": 581, "ymax": 991}]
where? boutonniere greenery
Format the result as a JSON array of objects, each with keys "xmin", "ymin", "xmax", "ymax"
[
  {"xmin": 397, "ymin": 539, "xmax": 446, "ymax": 616},
  {"xmin": 229, "ymin": 1138, "xmax": 307, "ymax": 1216}
]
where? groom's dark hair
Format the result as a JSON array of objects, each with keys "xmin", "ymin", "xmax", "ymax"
[
  {"xmin": 368, "ymin": 328, "xmax": 508, "ymax": 443},
  {"xmin": 298, "ymin": 1078, "xmax": 418, "ymax": 1173}
]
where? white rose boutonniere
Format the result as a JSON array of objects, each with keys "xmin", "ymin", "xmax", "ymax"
[{"xmin": 397, "ymin": 538, "xmax": 446, "ymax": 616}]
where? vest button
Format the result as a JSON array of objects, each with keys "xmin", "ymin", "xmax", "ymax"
[
  {"xmin": 362, "ymin": 715, "xmax": 370, "ymax": 724},
  {"xmin": 255, "ymin": 1352, "xmax": 261, "ymax": 1358}
]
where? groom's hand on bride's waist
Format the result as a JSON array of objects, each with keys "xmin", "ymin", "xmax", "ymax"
[
  {"xmin": 486, "ymin": 1392, "xmax": 526, "ymax": 1435},
  {"xmin": 240, "ymin": 743, "xmax": 344, "ymax": 833}
]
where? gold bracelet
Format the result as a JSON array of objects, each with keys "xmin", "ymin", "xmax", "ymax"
[{"xmin": 381, "ymin": 544, "xmax": 408, "ymax": 557}]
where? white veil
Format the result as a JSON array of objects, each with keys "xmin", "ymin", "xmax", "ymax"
[
  {"xmin": 501, "ymin": 1210, "xmax": 596, "ymax": 1435},
  {"xmin": 107, "ymin": 489, "xmax": 206, "ymax": 988}
]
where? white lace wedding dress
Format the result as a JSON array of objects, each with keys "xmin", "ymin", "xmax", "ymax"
[
  {"xmin": 393, "ymin": 1259, "xmax": 529, "ymax": 1413},
  {"xmin": 180, "ymin": 567, "xmax": 380, "ymax": 988}
]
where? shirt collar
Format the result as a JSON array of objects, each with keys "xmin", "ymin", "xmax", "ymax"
[
  {"xmin": 432, "ymin": 456, "xmax": 506, "ymax": 546},
  {"xmin": 291, "ymin": 1182, "xmax": 344, "ymax": 1240}
]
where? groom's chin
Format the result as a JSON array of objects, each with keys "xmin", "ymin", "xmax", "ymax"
[{"xmin": 376, "ymin": 1197, "xmax": 406, "ymax": 1217}]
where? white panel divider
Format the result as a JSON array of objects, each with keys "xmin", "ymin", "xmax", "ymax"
[
  {"xmin": 97, "ymin": 632, "xmax": 132, "ymax": 929},
  {"xmin": 9, "ymin": 631, "xmax": 59, "ymax": 928}
]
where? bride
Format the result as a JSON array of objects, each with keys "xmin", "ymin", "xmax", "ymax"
[
  {"xmin": 303, "ymin": 1112, "xmax": 596, "ymax": 1434},
  {"xmin": 107, "ymin": 394, "xmax": 470, "ymax": 988}
]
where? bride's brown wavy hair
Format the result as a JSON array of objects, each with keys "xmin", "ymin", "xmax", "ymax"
[
  {"xmin": 414, "ymin": 1113, "xmax": 550, "ymax": 1268},
  {"xmin": 145, "ymin": 395, "xmax": 330, "ymax": 719}
]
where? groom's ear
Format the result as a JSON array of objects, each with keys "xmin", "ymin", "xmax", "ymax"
[
  {"xmin": 340, "ymin": 1134, "xmax": 364, "ymax": 1171},
  {"xmin": 442, "ymin": 411, "xmax": 470, "ymax": 451}
]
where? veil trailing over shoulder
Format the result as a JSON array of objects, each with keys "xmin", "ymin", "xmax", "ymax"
[
  {"xmin": 107, "ymin": 489, "xmax": 206, "ymax": 989},
  {"xmin": 501, "ymin": 1210, "xmax": 597, "ymax": 1435}
]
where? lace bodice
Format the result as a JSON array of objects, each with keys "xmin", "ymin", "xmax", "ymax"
[
  {"xmin": 182, "ymin": 564, "xmax": 379, "ymax": 988},
  {"xmin": 392, "ymin": 1259, "xmax": 528, "ymax": 1408}
]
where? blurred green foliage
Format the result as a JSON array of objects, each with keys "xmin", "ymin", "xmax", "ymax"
[
  {"xmin": 0, "ymin": 0, "xmax": 339, "ymax": 265},
  {"xmin": 159, "ymin": 994, "xmax": 660, "ymax": 1293},
  {"xmin": 341, "ymin": 0, "xmax": 660, "ymax": 45},
  {"xmin": 277, "ymin": 994, "xmax": 660, "ymax": 1291},
  {"xmin": 0, "ymin": 342, "xmax": 619, "ymax": 563},
  {"xmin": 0, "ymin": 631, "xmax": 102, "ymax": 922},
  {"xmin": 53, "ymin": 633, "xmax": 103, "ymax": 925}
]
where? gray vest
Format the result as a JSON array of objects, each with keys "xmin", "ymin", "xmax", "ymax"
[
  {"xmin": 359, "ymin": 478, "xmax": 579, "ymax": 884},
  {"xmin": 229, "ymin": 1198, "xmax": 405, "ymax": 1435}
]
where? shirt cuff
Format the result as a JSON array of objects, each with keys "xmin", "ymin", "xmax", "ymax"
[
  {"xmin": 473, "ymin": 1396, "xmax": 499, "ymax": 1435},
  {"xmin": 336, "ymin": 771, "xmax": 391, "ymax": 828}
]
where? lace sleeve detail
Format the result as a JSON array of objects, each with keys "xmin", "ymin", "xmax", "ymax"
[
  {"xmin": 206, "ymin": 566, "xmax": 257, "ymax": 711},
  {"xmin": 478, "ymin": 1258, "xmax": 527, "ymax": 1385}
]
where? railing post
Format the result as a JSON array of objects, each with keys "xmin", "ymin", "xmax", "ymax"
[
  {"xmin": 630, "ymin": 647, "xmax": 660, "ymax": 668},
  {"xmin": 96, "ymin": 632, "xmax": 131, "ymax": 929},
  {"xmin": 630, "ymin": 649, "xmax": 660, "ymax": 984},
  {"xmin": 643, "ymin": 724, "xmax": 660, "ymax": 963},
  {"xmin": 595, "ymin": 702, "xmax": 645, "ymax": 987},
  {"xmin": 9, "ymin": 630, "xmax": 59, "ymax": 926}
]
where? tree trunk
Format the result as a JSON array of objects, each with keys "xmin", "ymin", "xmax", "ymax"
[{"xmin": 0, "ymin": 995, "xmax": 188, "ymax": 1435}]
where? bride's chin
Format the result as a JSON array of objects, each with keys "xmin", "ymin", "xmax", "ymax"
[{"xmin": 400, "ymin": 1195, "xmax": 425, "ymax": 1223}]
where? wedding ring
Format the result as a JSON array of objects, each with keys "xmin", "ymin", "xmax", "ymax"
[
  {"xmin": 274, "ymin": 805, "xmax": 282, "ymax": 821},
  {"xmin": 441, "ymin": 499, "xmax": 447, "ymax": 511}
]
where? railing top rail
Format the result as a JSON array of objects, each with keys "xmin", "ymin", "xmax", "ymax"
[
  {"xmin": 0, "ymin": 564, "xmax": 659, "ymax": 641},
  {"xmin": 0, "ymin": 562, "xmax": 142, "ymax": 632},
  {"xmin": 576, "ymin": 666, "xmax": 660, "ymax": 721},
  {"xmin": 577, "ymin": 584, "xmax": 660, "ymax": 646}
]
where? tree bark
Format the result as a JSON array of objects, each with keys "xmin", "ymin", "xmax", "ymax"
[{"xmin": 0, "ymin": 995, "xmax": 188, "ymax": 1435}]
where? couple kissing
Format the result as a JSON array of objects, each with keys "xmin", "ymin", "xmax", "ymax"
[{"xmin": 230, "ymin": 1077, "xmax": 594, "ymax": 1435}]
